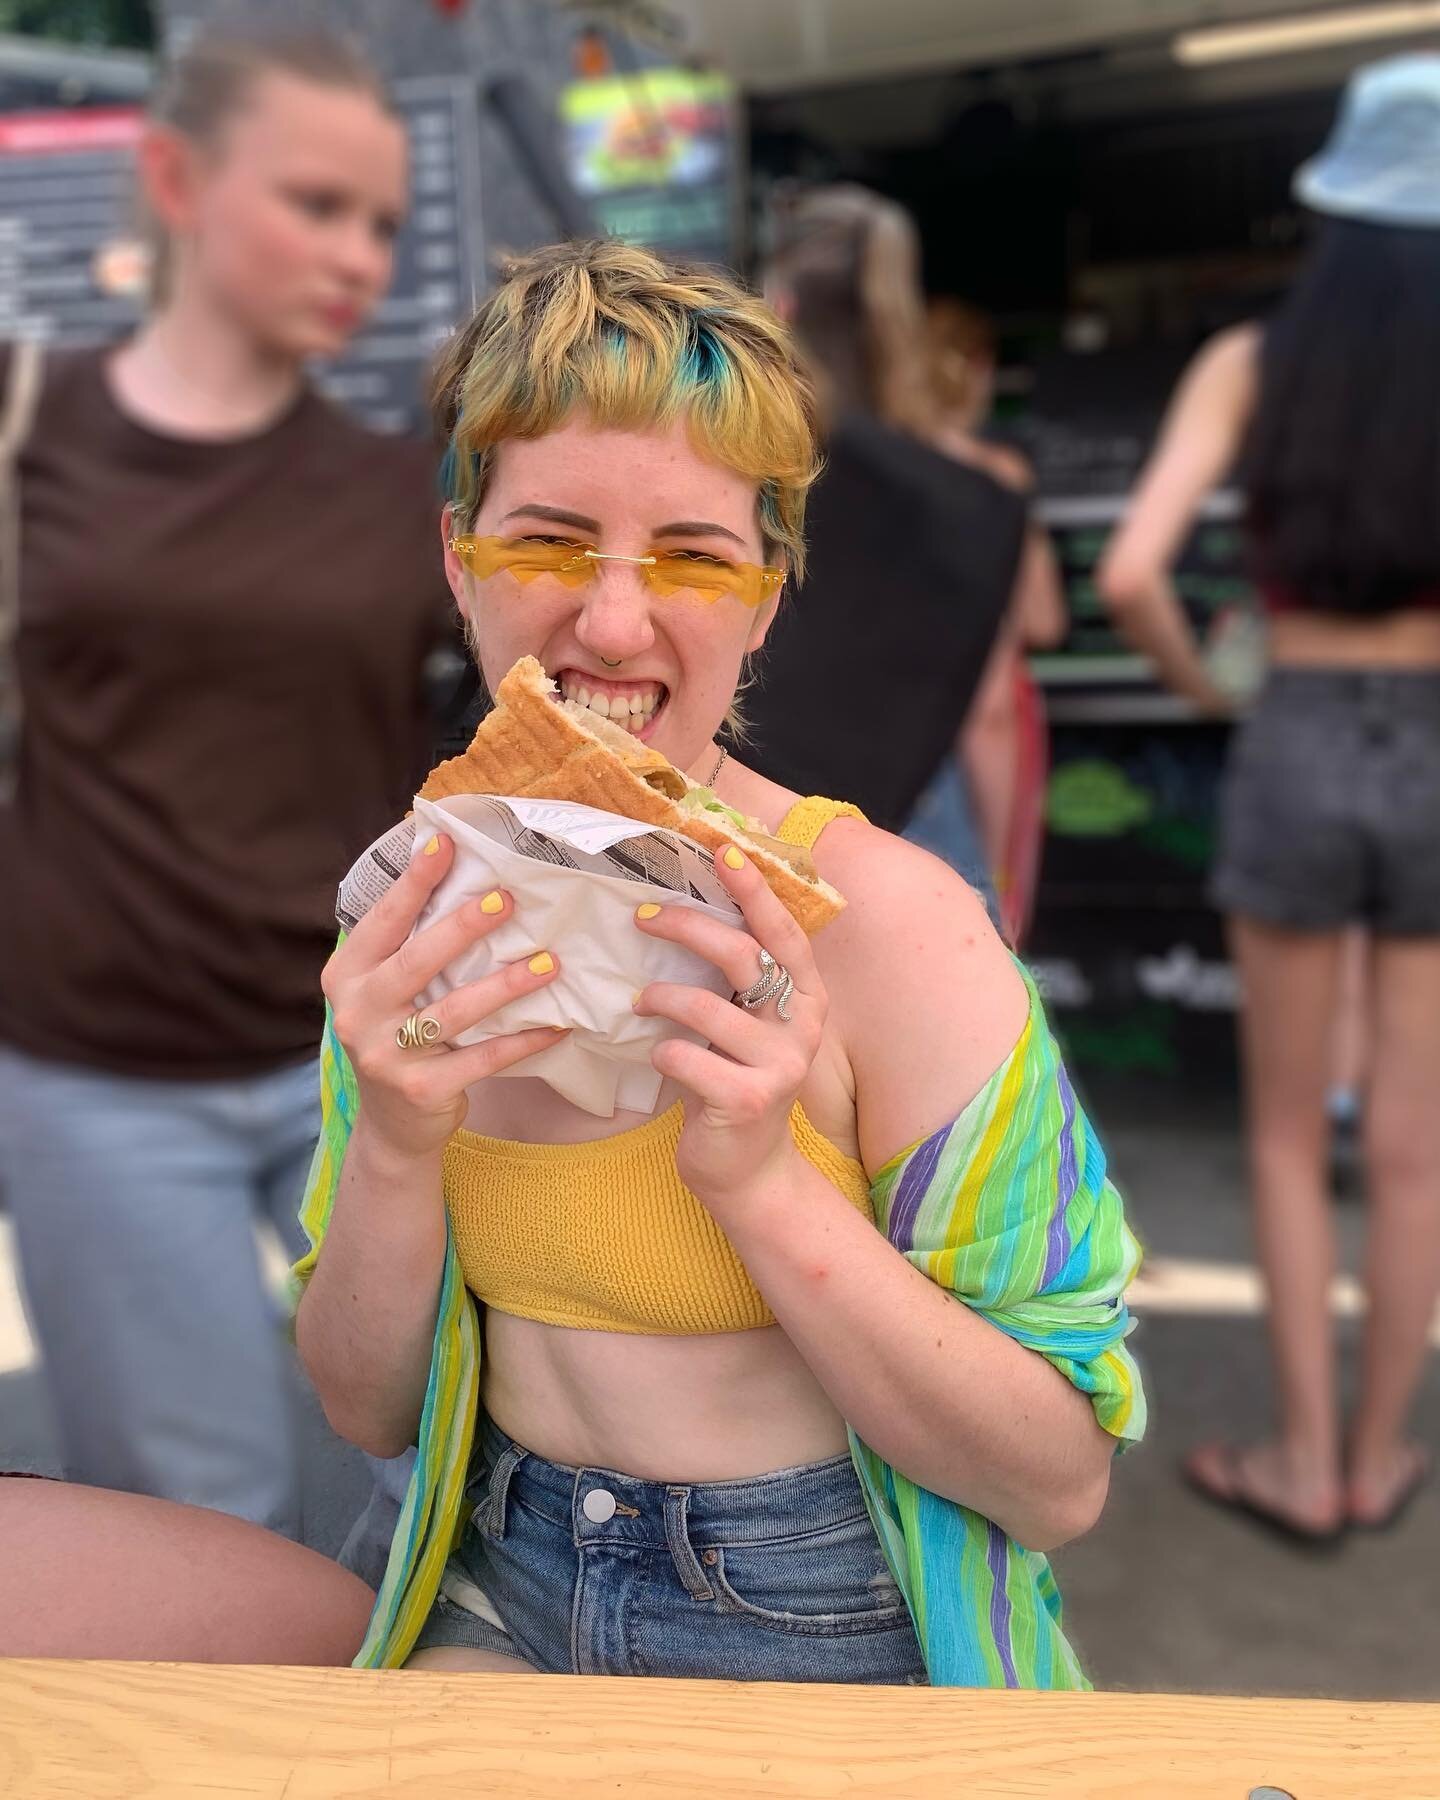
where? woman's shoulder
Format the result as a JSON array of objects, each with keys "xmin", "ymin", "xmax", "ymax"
[
  {"xmin": 806, "ymin": 817, "xmax": 1030, "ymax": 1160},
  {"xmin": 1185, "ymin": 322, "xmax": 1263, "ymax": 397},
  {"xmin": 304, "ymin": 393, "xmax": 439, "ymax": 477}
]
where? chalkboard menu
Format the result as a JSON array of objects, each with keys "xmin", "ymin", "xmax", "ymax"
[
  {"xmin": 0, "ymin": 107, "xmax": 146, "ymax": 347},
  {"xmin": 0, "ymin": 76, "xmax": 480, "ymax": 434}
]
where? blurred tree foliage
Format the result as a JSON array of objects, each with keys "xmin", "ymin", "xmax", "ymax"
[{"xmin": 0, "ymin": 0, "xmax": 154, "ymax": 48}]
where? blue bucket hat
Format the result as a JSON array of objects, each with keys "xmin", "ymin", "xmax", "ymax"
[{"xmin": 1294, "ymin": 52, "xmax": 1440, "ymax": 228}]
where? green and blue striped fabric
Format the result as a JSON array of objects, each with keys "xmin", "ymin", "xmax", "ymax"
[{"xmin": 292, "ymin": 962, "xmax": 1145, "ymax": 1682}]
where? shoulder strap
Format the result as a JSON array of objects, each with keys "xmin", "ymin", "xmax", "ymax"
[
  {"xmin": 0, "ymin": 339, "xmax": 44, "ymax": 798},
  {"xmin": 774, "ymin": 795, "xmax": 866, "ymax": 852}
]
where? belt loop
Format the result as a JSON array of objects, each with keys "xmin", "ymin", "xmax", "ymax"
[
  {"xmin": 475, "ymin": 1442, "xmax": 525, "ymax": 1543},
  {"xmin": 662, "ymin": 1486, "xmax": 714, "ymax": 1602}
]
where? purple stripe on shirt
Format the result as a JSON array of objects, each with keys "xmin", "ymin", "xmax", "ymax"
[
  {"xmin": 985, "ymin": 1519, "xmax": 1018, "ymax": 1687},
  {"xmin": 1040, "ymin": 1063, "xmax": 1079, "ymax": 1289},
  {"xmin": 886, "ymin": 1122, "xmax": 949, "ymax": 1251}
]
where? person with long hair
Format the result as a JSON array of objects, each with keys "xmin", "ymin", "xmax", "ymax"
[
  {"xmin": 743, "ymin": 185, "xmax": 1027, "ymax": 915},
  {"xmin": 1099, "ymin": 55, "xmax": 1440, "ymax": 1540},
  {"xmin": 0, "ymin": 25, "xmax": 451, "ymax": 1538}
]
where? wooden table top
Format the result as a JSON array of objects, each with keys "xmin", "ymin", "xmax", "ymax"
[{"xmin": 3, "ymin": 1660, "xmax": 1437, "ymax": 1798}]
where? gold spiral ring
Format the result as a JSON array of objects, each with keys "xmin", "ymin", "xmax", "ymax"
[{"xmin": 395, "ymin": 1012, "xmax": 445, "ymax": 1052}]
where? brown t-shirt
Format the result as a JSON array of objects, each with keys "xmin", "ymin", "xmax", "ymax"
[{"xmin": 0, "ymin": 347, "xmax": 454, "ymax": 1079}]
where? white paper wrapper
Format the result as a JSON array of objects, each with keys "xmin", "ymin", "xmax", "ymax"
[{"xmin": 396, "ymin": 793, "xmax": 744, "ymax": 1118}]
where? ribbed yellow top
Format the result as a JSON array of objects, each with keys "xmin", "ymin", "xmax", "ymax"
[{"xmin": 443, "ymin": 795, "xmax": 871, "ymax": 1335}]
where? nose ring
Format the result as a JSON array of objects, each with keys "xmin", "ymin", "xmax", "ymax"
[{"xmin": 602, "ymin": 657, "xmax": 622, "ymax": 668}]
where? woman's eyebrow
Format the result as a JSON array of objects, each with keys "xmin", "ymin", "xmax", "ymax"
[
  {"xmin": 653, "ymin": 520, "xmax": 747, "ymax": 546},
  {"xmin": 500, "ymin": 505, "xmax": 602, "ymax": 532}
]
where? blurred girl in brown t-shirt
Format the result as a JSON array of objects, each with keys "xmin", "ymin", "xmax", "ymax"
[{"xmin": 0, "ymin": 26, "xmax": 452, "ymax": 1537}]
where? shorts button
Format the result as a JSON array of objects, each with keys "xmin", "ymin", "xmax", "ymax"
[
  {"xmin": 582, "ymin": 1487, "xmax": 617, "ymax": 1523},
  {"xmin": 703, "ymin": 1549, "xmax": 718, "ymax": 1566}
]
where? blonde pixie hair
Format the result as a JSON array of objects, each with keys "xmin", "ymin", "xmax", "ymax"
[{"xmin": 432, "ymin": 240, "xmax": 822, "ymax": 582}]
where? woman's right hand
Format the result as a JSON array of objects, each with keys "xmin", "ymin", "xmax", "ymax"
[{"xmin": 321, "ymin": 832, "xmax": 563, "ymax": 1160}]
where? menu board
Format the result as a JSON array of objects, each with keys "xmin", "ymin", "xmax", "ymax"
[
  {"xmin": 560, "ymin": 67, "xmax": 739, "ymax": 266},
  {"xmin": 0, "ymin": 107, "xmax": 147, "ymax": 346},
  {"xmin": 0, "ymin": 77, "xmax": 480, "ymax": 434}
]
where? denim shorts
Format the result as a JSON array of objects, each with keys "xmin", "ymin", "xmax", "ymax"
[
  {"xmin": 409, "ymin": 1413, "xmax": 927, "ymax": 1683},
  {"xmin": 1211, "ymin": 667, "xmax": 1440, "ymax": 934}
]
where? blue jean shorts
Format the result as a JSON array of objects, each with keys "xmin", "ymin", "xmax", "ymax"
[{"xmin": 409, "ymin": 1413, "xmax": 927, "ymax": 1683}]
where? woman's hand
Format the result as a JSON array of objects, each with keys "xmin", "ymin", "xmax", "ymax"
[
  {"xmin": 632, "ymin": 846, "xmax": 828, "ymax": 1208},
  {"xmin": 321, "ymin": 833, "xmax": 564, "ymax": 1161}
]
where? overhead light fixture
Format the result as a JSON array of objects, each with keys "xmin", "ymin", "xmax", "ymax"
[{"xmin": 1175, "ymin": 3, "xmax": 1440, "ymax": 65}]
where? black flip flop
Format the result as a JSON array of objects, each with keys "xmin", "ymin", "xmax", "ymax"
[
  {"xmin": 1350, "ymin": 1454, "xmax": 1431, "ymax": 1535},
  {"xmin": 1182, "ymin": 1446, "xmax": 1347, "ymax": 1552}
]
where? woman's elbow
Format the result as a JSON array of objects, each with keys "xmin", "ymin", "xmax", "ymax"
[
  {"xmin": 1095, "ymin": 553, "xmax": 1153, "ymax": 618},
  {"xmin": 1033, "ymin": 1458, "xmax": 1113, "ymax": 1553}
]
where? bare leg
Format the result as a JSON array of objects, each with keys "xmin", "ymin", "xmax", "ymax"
[
  {"xmin": 1330, "ymin": 928, "xmax": 1370, "ymax": 1102},
  {"xmin": 405, "ymin": 1648, "xmax": 532, "ymax": 1672},
  {"xmin": 0, "ymin": 1478, "xmax": 375, "ymax": 1664},
  {"xmin": 1347, "ymin": 936, "xmax": 1440, "ymax": 1523},
  {"xmin": 1186, "ymin": 917, "xmax": 1345, "ymax": 1533}
]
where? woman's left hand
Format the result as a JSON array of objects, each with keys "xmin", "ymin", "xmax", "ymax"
[{"xmin": 632, "ymin": 846, "xmax": 828, "ymax": 1210}]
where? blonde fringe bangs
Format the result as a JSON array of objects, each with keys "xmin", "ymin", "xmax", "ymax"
[{"xmin": 434, "ymin": 242, "xmax": 821, "ymax": 581}]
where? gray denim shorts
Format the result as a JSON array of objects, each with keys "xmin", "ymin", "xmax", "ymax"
[
  {"xmin": 1211, "ymin": 667, "xmax": 1440, "ymax": 934},
  {"xmin": 409, "ymin": 1412, "xmax": 927, "ymax": 1683}
]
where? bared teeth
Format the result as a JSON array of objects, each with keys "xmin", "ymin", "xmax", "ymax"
[{"xmin": 557, "ymin": 672, "xmax": 663, "ymax": 731}]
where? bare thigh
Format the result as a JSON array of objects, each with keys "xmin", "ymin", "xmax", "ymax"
[
  {"xmin": 1228, "ymin": 917, "xmax": 1345, "ymax": 1147},
  {"xmin": 0, "ymin": 1478, "xmax": 375, "ymax": 1665},
  {"xmin": 1364, "ymin": 936, "xmax": 1440, "ymax": 1182},
  {"xmin": 405, "ymin": 1647, "xmax": 532, "ymax": 1673}
]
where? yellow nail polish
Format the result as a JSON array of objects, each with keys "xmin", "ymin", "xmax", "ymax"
[
  {"xmin": 723, "ymin": 846, "xmax": 746, "ymax": 870},
  {"xmin": 632, "ymin": 990, "xmax": 644, "ymax": 1008},
  {"xmin": 480, "ymin": 891, "xmax": 503, "ymax": 915},
  {"xmin": 422, "ymin": 835, "xmax": 441, "ymax": 857},
  {"xmin": 528, "ymin": 952, "xmax": 555, "ymax": 976},
  {"xmin": 636, "ymin": 902, "xmax": 662, "ymax": 920}
]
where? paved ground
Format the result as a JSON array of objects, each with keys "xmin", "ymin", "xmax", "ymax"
[{"xmin": 3, "ymin": 1087, "xmax": 1436, "ymax": 1701}]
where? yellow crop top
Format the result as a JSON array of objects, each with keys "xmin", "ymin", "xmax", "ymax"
[{"xmin": 442, "ymin": 796, "xmax": 870, "ymax": 1335}]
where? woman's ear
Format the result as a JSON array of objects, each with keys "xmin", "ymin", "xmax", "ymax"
[
  {"xmin": 744, "ymin": 581, "xmax": 784, "ymax": 655},
  {"xmin": 136, "ymin": 124, "xmax": 201, "ymax": 237},
  {"xmin": 440, "ymin": 504, "xmax": 471, "ymax": 613}
]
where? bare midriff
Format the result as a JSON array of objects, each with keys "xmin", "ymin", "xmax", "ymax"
[
  {"xmin": 460, "ymin": 1031, "xmax": 861, "ymax": 1479},
  {"xmin": 1269, "ymin": 607, "xmax": 1440, "ymax": 669},
  {"xmin": 480, "ymin": 1311, "xmax": 850, "ymax": 1480}
]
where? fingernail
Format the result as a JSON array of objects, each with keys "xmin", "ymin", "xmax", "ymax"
[
  {"xmin": 632, "ymin": 990, "xmax": 644, "ymax": 1009},
  {"xmin": 528, "ymin": 952, "xmax": 555, "ymax": 976},
  {"xmin": 550, "ymin": 1024, "xmax": 568, "ymax": 1032},
  {"xmin": 723, "ymin": 846, "xmax": 746, "ymax": 870},
  {"xmin": 423, "ymin": 835, "xmax": 441, "ymax": 857},
  {"xmin": 480, "ymin": 891, "xmax": 504, "ymax": 915},
  {"xmin": 636, "ymin": 902, "xmax": 662, "ymax": 921}
]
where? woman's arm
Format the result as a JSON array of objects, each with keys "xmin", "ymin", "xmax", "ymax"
[
  {"xmin": 716, "ymin": 829, "xmax": 1112, "ymax": 1552},
  {"xmin": 1097, "ymin": 324, "xmax": 1259, "ymax": 712},
  {"xmin": 295, "ymin": 1109, "xmax": 446, "ymax": 1460},
  {"xmin": 294, "ymin": 836, "xmax": 565, "ymax": 1459}
]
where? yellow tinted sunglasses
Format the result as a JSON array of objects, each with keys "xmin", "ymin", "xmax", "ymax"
[{"xmin": 447, "ymin": 535, "xmax": 784, "ymax": 610}]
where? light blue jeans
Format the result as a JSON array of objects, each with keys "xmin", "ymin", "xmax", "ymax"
[
  {"xmin": 0, "ymin": 1045, "xmax": 320, "ymax": 1536},
  {"xmin": 411, "ymin": 1412, "xmax": 927, "ymax": 1682}
]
